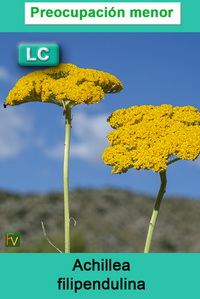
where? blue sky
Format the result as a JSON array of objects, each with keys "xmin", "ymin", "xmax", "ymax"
[{"xmin": 0, "ymin": 32, "xmax": 200, "ymax": 198}]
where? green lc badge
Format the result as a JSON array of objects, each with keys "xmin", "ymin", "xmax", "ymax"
[{"xmin": 18, "ymin": 44, "xmax": 60, "ymax": 66}]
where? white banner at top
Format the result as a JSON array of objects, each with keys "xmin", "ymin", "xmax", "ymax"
[{"xmin": 25, "ymin": 2, "xmax": 181, "ymax": 25}]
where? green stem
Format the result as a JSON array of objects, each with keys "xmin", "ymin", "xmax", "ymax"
[
  {"xmin": 63, "ymin": 106, "xmax": 72, "ymax": 253},
  {"xmin": 167, "ymin": 157, "xmax": 180, "ymax": 166},
  {"xmin": 144, "ymin": 170, "xmax": 167, "ymax": 253}
]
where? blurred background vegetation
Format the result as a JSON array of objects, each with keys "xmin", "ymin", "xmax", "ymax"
[{"xmin": 1, "ymin": 188, "xmax": 200, "ymax": 253}]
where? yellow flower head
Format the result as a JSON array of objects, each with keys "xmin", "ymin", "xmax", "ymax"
[
  {"xmin": 102, "ymin": 104, "xmax": 200, "ymax": 173},
  {"xmin": 5, "ymin": 63, "xmax": 123, "ymax": 107}
]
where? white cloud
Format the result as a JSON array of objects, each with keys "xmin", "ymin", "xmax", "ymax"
[
  {"xmin": 45, "ymin": 143, "xmax": 64, "ymax": 159},
  {"xmin": 0, "ymin": 66, "xmax": 19, "ymax": 83},
  {"xmin": 0, "ymin": 108, "xmax": 33, "ymax": 160},
  {"xmin": 71, "ymin": 112, "xmax": 110, "ymax": 162},
  {"xmin": 45, "ymin": 112, "xmax": 111, "ymax": 163},
  {"xmin": 0, "ymin": 67, "xmax": 12, "ymax": 82}
]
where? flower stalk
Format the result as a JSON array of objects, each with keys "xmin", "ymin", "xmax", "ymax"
[
  {"xmin": 4, "ymin": 63, "xmax": 123, "ymax": 253},
  {"xmin": 144, "ymin": 170, "xmax": 167, "ymax": 253},
  {"xmin": 63, "ymin": 105, "xmax": 72, "ymax": 253}
]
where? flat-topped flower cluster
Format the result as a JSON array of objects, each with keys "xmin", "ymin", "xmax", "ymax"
[
  {"xmin": 102, "ymin": 104, "xmax": 200, "ymax": 173},
  {"xmin": 5, "ymin": 63, "xmax": 123, "ymax": 107}
]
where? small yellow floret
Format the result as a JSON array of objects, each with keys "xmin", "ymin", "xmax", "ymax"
[{"xmin": 102, "ymin": 104, "xmax": 200, "ymax": 173}]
